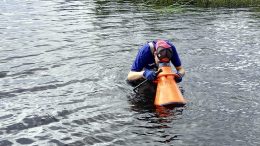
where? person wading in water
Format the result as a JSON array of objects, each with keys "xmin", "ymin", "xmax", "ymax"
[{"xmin": 127, "ymin": 40, "xmax": 185, "ymax": 97}]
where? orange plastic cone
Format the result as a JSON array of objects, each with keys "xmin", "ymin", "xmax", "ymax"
[{"xmin": 154, "ymin": 64, "xmax": 186, "ymax": 106}]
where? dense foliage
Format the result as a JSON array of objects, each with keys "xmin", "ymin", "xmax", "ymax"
[{"xmin": 135, "ymin": 0, "xmax": 260, "ymax": 7}]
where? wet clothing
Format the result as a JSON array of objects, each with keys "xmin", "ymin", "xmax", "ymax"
[
  {"xmin": 127, "ymin": 78, "xmax": 157, "ymax": 98},
  {"xmin": 131, "ymin": 40, "xmax": 181, "ymax": 72}
]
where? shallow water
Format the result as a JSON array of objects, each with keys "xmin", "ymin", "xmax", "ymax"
[{"xmin": 0, "ymin": 1, "xmax": 260, "ymax": 146}]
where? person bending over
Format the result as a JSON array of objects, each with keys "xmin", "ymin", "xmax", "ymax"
[{"xmin": 127, "ymin": 40, "xmax": 185, "ymax": 97}]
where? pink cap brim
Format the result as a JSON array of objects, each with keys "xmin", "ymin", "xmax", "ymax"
[{"xmin": 156, "ymin": 40, "xmax": 171, "ymax": 49}]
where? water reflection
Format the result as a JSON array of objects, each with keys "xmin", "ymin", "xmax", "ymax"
[
  {"xmin": 128, "ymin": 93, "xmax": 185, "ymax": 118},
  {"xmin": 128, "ymin": 93, "xmax": 186, "ymax": 144},
  {"xmin": 1, "ymin": 0, "xmax": 260, "ymax": 145}
]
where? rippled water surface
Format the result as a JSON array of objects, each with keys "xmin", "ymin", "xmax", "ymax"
[{"xmin": 0, "ymin": 0, "xmax": 260, "ymax": 146}]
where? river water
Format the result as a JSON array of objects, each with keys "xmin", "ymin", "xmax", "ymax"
[{"xmin": 0, "ymin": 0, "xmax": 259, "ymax": 146}]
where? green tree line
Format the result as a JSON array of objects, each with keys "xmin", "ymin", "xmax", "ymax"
[{"xmin": 136, "ymin": 0, "xmax": 260, "ymax": 7}]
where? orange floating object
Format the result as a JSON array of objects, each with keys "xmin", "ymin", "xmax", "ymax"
[{"xmin": 154, "ymin": 63, "xmax": 186, "ymax": 106}]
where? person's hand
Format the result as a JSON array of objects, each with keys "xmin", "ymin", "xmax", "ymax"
[
  {"xmin": 175, "ymin": 72, "xmax": 183, "ymax": 83},
  {"xmin": 143, "ymin": 69, "xmax": 156, "ymax": 81}
]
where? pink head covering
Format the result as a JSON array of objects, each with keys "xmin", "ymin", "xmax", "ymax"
[
  {"xmin": 156, "ymin": 40, "xmax": 171, "ymax": 50},
  {"xmin": 155, "ymin": 40, "xmax": 172, "ymax": 62}
]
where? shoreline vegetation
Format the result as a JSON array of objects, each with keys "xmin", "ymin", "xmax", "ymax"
[{"xmin": 137, "ymin": 0, "xmax": 260, "ymax": 8}]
